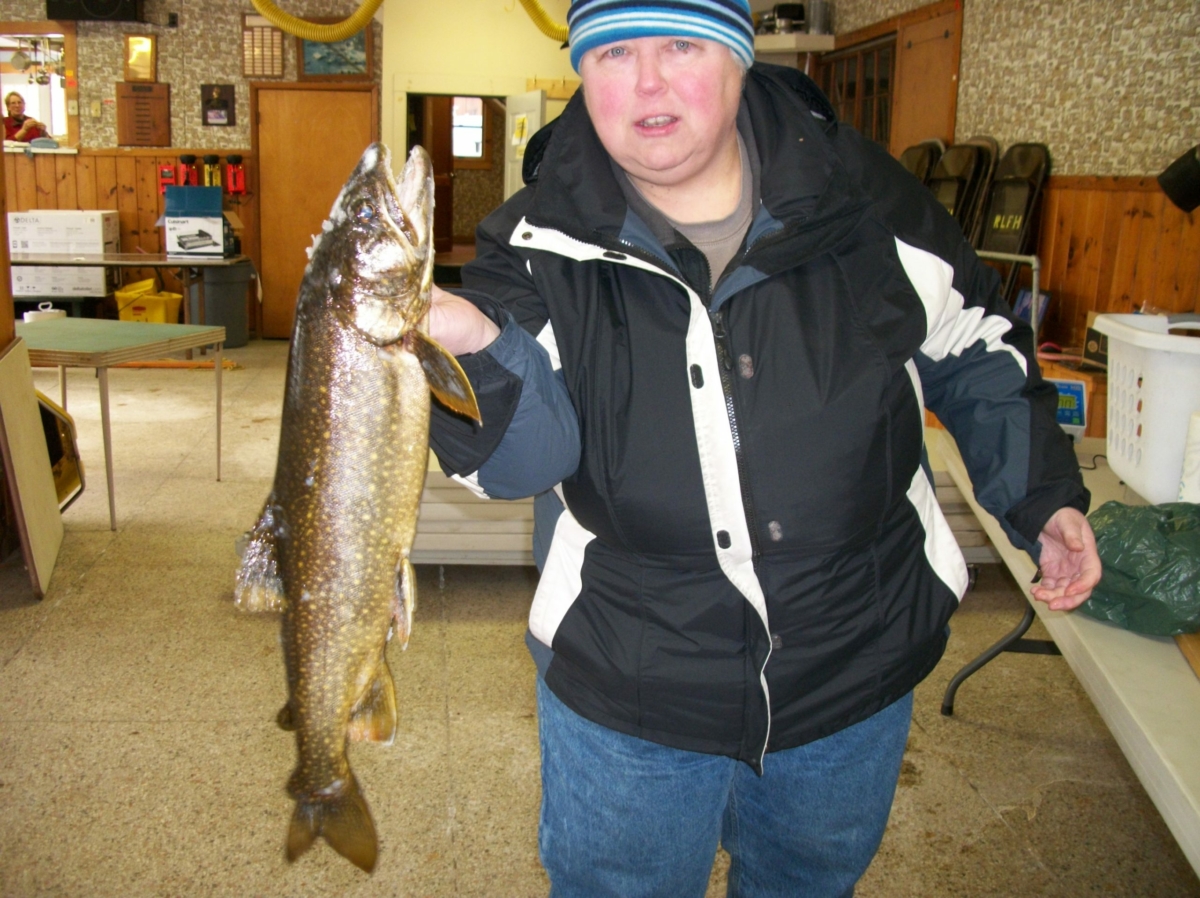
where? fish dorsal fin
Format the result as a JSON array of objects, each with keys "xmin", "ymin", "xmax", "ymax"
[{"xmin": 408, "ymin": 330, "xmax": 482, "ymax": 424}]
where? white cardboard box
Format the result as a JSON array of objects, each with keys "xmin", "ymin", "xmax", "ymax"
[
  {"xmin": 8, "ymin": 210, "xmax": 119, "ymax": 252},
  {"xmin": 10, "ymin": 236, "xmax": 117, "ymax": 297},
  {"xmin": 12, "ymin": 266, "xmax": 110, "ymax": 297},
  {"xmin": 8, "ymin": 210, "xmax": 118, "ymax": 297}
]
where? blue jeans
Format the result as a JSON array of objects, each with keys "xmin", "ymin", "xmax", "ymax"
[{"xmin": 536, "ymin": 679, "xmax": 912, "ymax": 898}]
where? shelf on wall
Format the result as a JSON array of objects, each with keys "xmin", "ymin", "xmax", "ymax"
[{"xmin": 753, "ymin": 32, "xmax": 836, "ymax": 53}]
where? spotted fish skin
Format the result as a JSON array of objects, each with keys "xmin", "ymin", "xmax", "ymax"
[{"xmin": 234, "ymin": 143, "xmax": 478, "ymax": 873}]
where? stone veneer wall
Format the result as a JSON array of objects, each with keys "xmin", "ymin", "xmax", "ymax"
[
  {"xmin": 452, "ymin": 100, "xmax": 504, "ymax": 242},
  {"xmin": 830, "ymin": 0, "xmax": 1198, "ymax": 176},
  {"xmin": 0, "ymin": 0, "xmax": 382, "ymax": 149}
]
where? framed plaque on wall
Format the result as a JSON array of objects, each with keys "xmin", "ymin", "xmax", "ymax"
[{"xmin": 116, "ymin": 82, "xmax": 170, "ymax": 146}]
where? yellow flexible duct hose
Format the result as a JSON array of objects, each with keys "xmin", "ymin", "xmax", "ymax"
[
  {"xmin": 249, "ymin": 0, "xmax": 384, "ymax": 42},
  {"xmin": 518, "ymin": 0, "xmax": 569, "ymax": 43}
]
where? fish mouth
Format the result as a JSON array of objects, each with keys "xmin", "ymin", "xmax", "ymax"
[
  {"xmin": 376, "ymin": 146, "xmax": 431, "ymax": 251},
  {"xmin": 346, "ymin": 145, "xmax": 436, "ymax": 345}
]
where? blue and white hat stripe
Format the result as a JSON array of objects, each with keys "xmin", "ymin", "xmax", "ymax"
[{"xmin": 568, "ymin": 0, "xmax": 755, "ymax": 72}]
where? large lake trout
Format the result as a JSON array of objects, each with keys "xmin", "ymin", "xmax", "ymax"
[{"xmin": 235, "ymin": 143, "xmax": 479, "ymax": 872}]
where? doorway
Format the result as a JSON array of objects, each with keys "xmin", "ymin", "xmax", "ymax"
[
  {"xmin": 407, "ymin": 93, "xmax": 506, "ymax": 264},
  {"xmin": 251, "ymin": 83, "xmax": 378, "ymax": 339}
]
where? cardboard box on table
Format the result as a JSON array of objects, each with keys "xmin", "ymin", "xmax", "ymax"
[
  {"xmin": 162, "ymin": 186, "xmax": 240, "ymax": 256},
  {"xmin": 7, "ymin": 210, "xmax": 118, "ymax": 297}
]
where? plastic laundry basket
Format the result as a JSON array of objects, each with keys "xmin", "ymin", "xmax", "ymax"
[{"xmin": 1092, "ymin": 314, "xmax": 1200, "ymax": 503}]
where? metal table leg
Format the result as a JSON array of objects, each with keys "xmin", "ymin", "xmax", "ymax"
[
  {"xmin": 941, "ymin": 600, "xmax": 1060, "ymax": 716},
  {"xmin": 214, "ymin": 341, "xmax": 223, "ymax": 481},
  {"xmin": 97, "ymin": 366, "xmax": 117, "ymax": 531}
]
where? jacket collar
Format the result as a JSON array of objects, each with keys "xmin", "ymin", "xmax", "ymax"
[{"xmin": 522, "ymin": 63, "xmax": 869, "ymax": 274}]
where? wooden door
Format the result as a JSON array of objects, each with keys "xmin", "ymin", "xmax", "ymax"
[
  {"xmin": 420, "ymin": 96, "xmax": 454, "ymax": 254},
  {"xmin": 888, "ymin": 5, "xmax": 962, "ymax": 156},
  {"xmin": 1, "ymin": 148, "xmax": 12, "ymax": 348},
  {"xmin": 253, "ymin": 84, "xmax": 377, "ymax": 339}
]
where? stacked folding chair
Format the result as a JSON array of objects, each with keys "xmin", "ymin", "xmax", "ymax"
[
  {"xmin": 959, "ymin": 136, "xmax": 1000, "ymax": 246},
  {"xmin": 926, "ymin": 136, "xmax": 999, "ymax": 245},
  {"xmin": 978, "ymin": 143, "xmax": 1052, "ymax": 307},
  {"xmin": 898, "ymin": 139, "xmax": 945, "ymax": 185}
]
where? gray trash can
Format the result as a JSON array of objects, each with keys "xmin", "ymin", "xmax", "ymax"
[{"xmin": 188, "ymin": 261, "xmax": 253, "ymax": 348}]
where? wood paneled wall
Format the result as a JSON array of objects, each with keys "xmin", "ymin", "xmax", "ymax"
[
  {"xmin": 4, "ymin": 152, "xmax": 1196, "ymax": 354},
  {"xmin": 2, "ymin": 149, "xmax": 258, "ymax": 294},
  {"xmin": 1036, "ymin": 176, "xmax": 1200, "ymax": 349}
]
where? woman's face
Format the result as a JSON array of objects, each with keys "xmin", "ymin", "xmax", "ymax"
[
  {"xmin": 6, "ymin": 95, "xmax": 25, "ymax": 117},
  {"xmin": 579, "ymin": 36, "xmax": 743, "ymax": 195}
]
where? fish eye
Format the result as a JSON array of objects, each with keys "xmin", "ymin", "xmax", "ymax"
[{"xmin": 356, "ymin": 201, "xmax": 376, "ymax": 222}]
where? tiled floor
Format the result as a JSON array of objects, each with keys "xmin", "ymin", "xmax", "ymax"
[{"xmin": 1, "ymin": 339, "xmax": 1197, "ymax": 897}]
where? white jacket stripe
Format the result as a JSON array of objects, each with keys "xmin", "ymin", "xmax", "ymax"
[
  {"xmin": 894, "ymin": 237, "xmax": 1027, "ymax": 376},
  {"xmin": 906, "ymin": 465, "xmax": 969, "ymax": 600},
  {"xmin": 529, "ymin": 503, "xmax": 595, "ymax": 647},
  {"xmin": 536, "ymin": 321, "xmax": 561, "ymax": 371},
  {"xmin": 450, "ymin": 471, "xmax": 490, "ymax": 500}
]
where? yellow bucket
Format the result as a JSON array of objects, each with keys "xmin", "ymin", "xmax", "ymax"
[{"xmin": 118, "ymin": 291, "xmax": 182, "ymax": 324}]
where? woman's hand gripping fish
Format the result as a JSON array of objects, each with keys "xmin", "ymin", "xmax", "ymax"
[{"xmin": 234, "ymin": 143, "xmax": 479, "ymax": 873}]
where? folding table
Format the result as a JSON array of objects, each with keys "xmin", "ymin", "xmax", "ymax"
[{"xmin": 14, "ymin": 317, "xmax": 225, "ymax": 531}]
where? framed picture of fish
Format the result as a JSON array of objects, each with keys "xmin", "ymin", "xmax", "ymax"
[{"xmin": 296, "ymin": 21, "xmax": 373, "ymax": 82}]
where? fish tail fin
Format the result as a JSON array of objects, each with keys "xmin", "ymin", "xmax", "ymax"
[
  {"xmin": 233, "ymin": 508, "xmax": 284, "ymax": 613},
  {"xmin": 286, "ymin": 776, "xmax": 379, "ymax": 873},
  {"xmin": 348, "ymin": 659, "xmax": 398, "ymax": 744}
]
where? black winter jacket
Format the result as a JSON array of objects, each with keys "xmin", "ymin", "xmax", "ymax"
[{"xmin": 430, "ymin": 64, "xmax": 1088, "ymax": 770}]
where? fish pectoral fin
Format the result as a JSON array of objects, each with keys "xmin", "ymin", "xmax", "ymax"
[
  {"xmin": 393, "ymin": 557, "xmax": 417, "ymax": 649},
  {"xmin": 287, "ymin": 775, "xmax": 379, "ymax": 873},
  {"xmin": 233, "ymin": 516, "xmax": 284, "ymax": 613},
  {"xmin": 409, "ymin": 329, "xmax": 482, "ymax": 424},
  {"xmin": 348, "ymin": 659, "xmax": 398, "ymax": 744}
]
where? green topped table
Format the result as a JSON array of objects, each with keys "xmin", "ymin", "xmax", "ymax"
[{"xmin": 14, "ymin": 317, "xmax": 226, "ymax": 531}]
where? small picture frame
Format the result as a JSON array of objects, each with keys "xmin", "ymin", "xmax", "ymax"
[
  {"xmin": 201, "ymin": 84, "xmax": 236, "ymax": 127},
  {"xmin": 124, "ymin": 34, "xmax": 156, "ymax": 83},
  {"xmin": 296, "ymin": 20, "xmax": 373, "ymax": 81}
]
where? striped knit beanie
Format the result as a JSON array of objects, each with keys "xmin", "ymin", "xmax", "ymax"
[{"xmin": 567, "ymin": 0, "xmax": 756, "ymax": 73}]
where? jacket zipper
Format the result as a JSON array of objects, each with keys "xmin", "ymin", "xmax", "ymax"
[
  {"xmin": 609, "ymin": 233, "xmax": 765, "ymax": 561},
  {"xmin": 709, "ymin": 305, "xmax": 763, "ymax": 560}
]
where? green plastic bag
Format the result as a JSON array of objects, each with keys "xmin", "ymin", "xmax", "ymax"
[{"xmin": 1079, "ymin": 501, "xmax": 1200, "ymax": 636}]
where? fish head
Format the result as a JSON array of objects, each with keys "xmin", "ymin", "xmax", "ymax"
[{"xmin": 310, "ymin": 143, "xmax": 435, "ymax": 346}]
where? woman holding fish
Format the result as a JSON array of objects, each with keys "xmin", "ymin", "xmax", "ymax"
[{"xmin": 427, "ymin": 1, "xmax": 1101, "ymax": 894}]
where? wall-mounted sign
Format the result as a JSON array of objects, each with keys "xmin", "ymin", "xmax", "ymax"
[
  {"xmin": 116, "ymin": 82, "xmax": 169, "ymax": 146},
  {"xmin": 242, "ymin": 14, "xmax": 283, "ymax": 78}
]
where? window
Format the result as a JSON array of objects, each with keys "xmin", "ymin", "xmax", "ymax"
[
  {"xmin": 452, "ymin": 96, "xmax": 492, "ymax": 170},
  {"xmin": 816, "ymin": 36, "xmax": 895, "ymax": 147}
]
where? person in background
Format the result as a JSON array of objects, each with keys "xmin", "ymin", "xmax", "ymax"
[
  {"xmin": 423, "ymin": 1, "xmax": 1102, "ymax": 895},
  {"xmin": 4, "ymin": 91, "xmax": 47, "ymax": 142}
]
